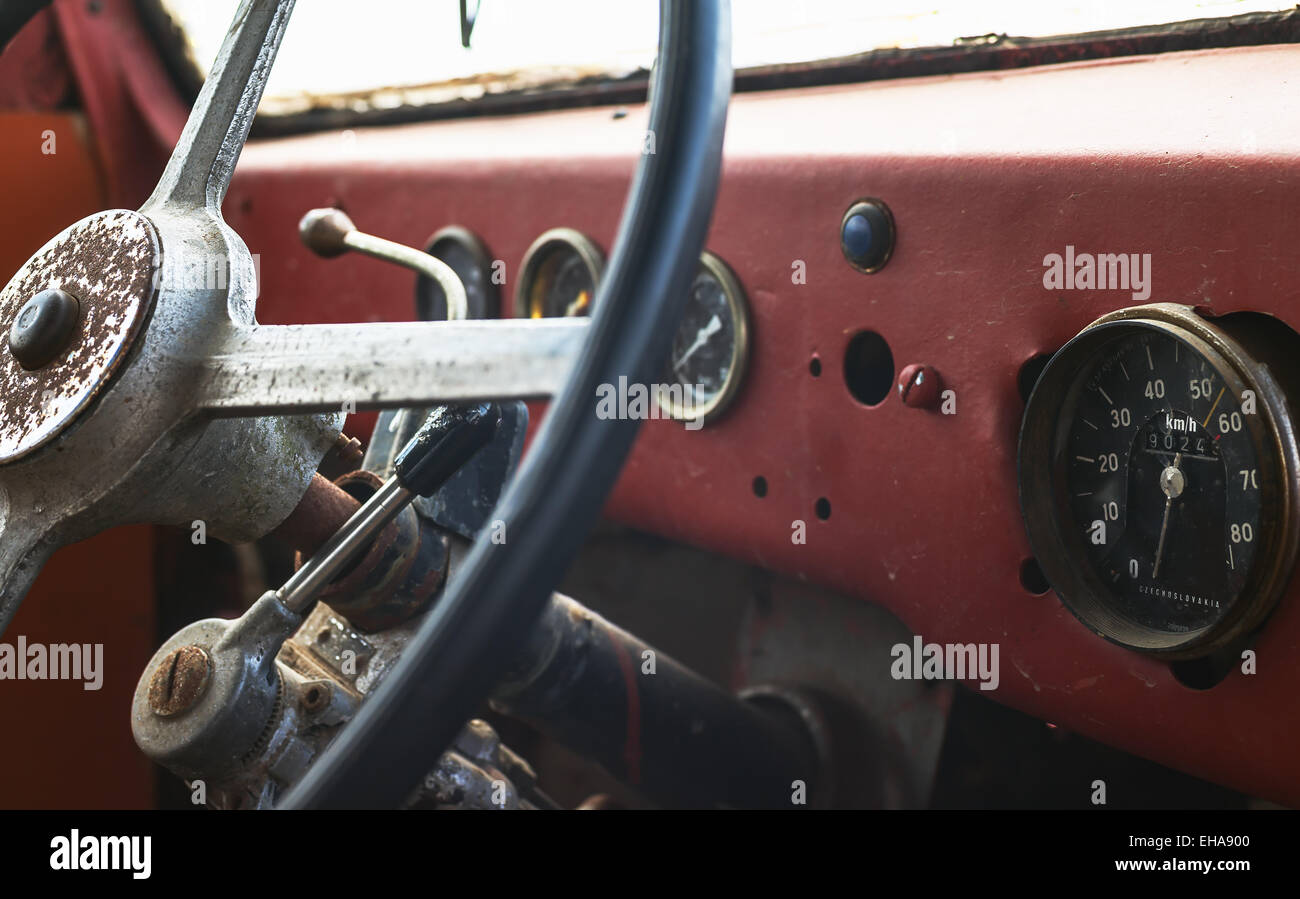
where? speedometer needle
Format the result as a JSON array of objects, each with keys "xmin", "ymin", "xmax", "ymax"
[{"xmin": 1152, "ymin": 451, "xmax": 1184, "ymax": 578}]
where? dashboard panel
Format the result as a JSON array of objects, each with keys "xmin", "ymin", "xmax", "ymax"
[{"xmin": 228, "ymin": 43, "xmax": 1300, "ymax": 804}]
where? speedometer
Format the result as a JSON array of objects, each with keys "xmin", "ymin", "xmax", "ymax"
[{"xmin": 1018, "ymin": 304, "xmax": 1300, "ymax": 658}]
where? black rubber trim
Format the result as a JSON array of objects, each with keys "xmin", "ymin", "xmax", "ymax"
[{"xmin": 280, "ymin": 0, "xmax": 732, "ymax": 809}]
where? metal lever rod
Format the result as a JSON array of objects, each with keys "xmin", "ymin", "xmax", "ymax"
[
  {"xmin": 277, "ymin": 475, "xmax": 411, "ymax": 612},
  {"xmin": 275, "ymin": 403, "xmax": 500, "ymax": 613},
  {"xmin": 298, "ymin": 208, "xmax": 469, "ymax": 321}
]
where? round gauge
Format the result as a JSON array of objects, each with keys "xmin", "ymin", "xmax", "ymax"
[
  {"xmin": 1019, "ymin": 304, "xmax": 1300, "ymax": 658},
  {"xmin": 514, "ymin": 228, "xmax": 604, "ymax": 319},
  {"xmin": 415, "ymin": 226, "xmax": 498, "ymax": 321},
  {"xmin": 658, "ymin": 251, "xmax": 751, "ymax": 426}
]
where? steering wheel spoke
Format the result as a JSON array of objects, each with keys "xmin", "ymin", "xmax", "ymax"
[
  {"xmin": 141, "ymin": 0, "xmax": 294, "ymax": 215},
  {"xmin": 194, "ymin": 318, "xmax": 591, "ymax": 415},
  {"xmin": 0, "ymin": 0, "xmax": 731, "ymax": 810},
  {"xmin": 0, "ymin": 487, "xmax": 65, "ymax": 635}
]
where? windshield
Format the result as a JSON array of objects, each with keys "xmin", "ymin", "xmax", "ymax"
[{"xmin": 158, "ymin": 0, "xmax": 1291, "ymax": 116}]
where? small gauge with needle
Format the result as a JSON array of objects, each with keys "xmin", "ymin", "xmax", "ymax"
[
  {"xmin": 658, "ymin": 251, "xmax": 751, "ymax": 426},
  {"xmin": 514, "ymin": 228, "xmax": 604, "ymax": 319}
]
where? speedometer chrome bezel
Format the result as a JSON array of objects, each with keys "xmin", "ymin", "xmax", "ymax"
[{"xmin": 1018, "ymin": 303, "xmax": 1300, "ymax": 658}]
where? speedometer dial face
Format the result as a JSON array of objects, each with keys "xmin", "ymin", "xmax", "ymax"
[
  {"xmin": 1019, "ymin": 305, "xmax": 1299, "ymax": 657},
  {"xmin": 1064, "ymin": 330, "xmax": 1256, "ymax": 633}
]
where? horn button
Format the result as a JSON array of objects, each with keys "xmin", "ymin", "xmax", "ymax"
[{"xmin": 0, "ymin": 210, "xmax": 159, "ymax": 463}]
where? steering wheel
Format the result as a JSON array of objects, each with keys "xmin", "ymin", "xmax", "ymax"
[{"xmin": 0, "ymin": 0, "xmax": 731, "ymax": 807}]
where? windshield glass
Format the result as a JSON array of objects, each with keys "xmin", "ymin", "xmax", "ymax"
[{"xmin": 159, "ymin": 0, "xmax": 1290, "ymax": 115}]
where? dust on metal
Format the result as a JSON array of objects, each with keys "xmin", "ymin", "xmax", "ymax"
[{"xmin": 0, "ymin": 210, "xmax": 159, "ymax": 463}]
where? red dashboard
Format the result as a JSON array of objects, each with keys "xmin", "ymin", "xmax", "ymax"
[
  {"xmin": 224, "ymin": 43, "xmax": 1300, "ymax": 804},
  {"xmin": 5, "ymin": 0, "xmax": 1300, "ymax": 809}
]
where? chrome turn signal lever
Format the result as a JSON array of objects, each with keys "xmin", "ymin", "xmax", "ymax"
[{"xmin": 298, "ymin": 207, "xmax": 470, "ymax": 321}]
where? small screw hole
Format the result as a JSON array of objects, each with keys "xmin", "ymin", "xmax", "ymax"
[
  {"xmin": 752, "ymin": 476, "xmax": 768, "ymax": 498},
  {"xmin": 814, "ymin": 497, "xmax": 831, "ymax": 520}
]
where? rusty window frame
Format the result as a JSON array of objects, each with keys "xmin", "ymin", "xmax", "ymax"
[{"xmin": 135, "ymin": 1, "xmax": 1300, "ymax": 138}]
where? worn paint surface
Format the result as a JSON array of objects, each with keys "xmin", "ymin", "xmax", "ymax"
[
  {"xmin": 223, "ymin": 44, "xmax": 1300, "ymax": 804},
  {"xmin": 34, "ymin": 0, "xmax": 1300, "ymax": 804}
]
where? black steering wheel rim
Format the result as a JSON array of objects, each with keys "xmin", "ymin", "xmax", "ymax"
[{"xmin": 281, "ymin": 0, "xmax": 733, "ymax": 809}]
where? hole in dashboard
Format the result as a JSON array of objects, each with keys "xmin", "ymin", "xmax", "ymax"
[
  {"xmin": 752, "ymin": 476, "xmax": 768, "ymax": 498},
  {"xmin": 843, "ymin": 330, "xmax": 893, "ymax": 406},
  {"xmin": 809, "ymin": 355, "xmax": 822, "ymax": 377},
  {"xmin": 1017, "ymin": 352, "xmax": 1055, "ymax": 404},
  {"xmin": 1170, "ymin": 649, "xmax": 1240, "ymax": 691},
  {"xmin": 1019, "ymin": 557, "xmax": 1051, "ymax": 595},
  {"xmin": 814, "ymin": 497, "xmax": 832, "ymax": 520}
]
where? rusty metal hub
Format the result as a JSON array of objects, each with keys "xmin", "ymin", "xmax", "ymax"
[{"xmin": 0, "ymin": 210, "xmax": 159, "ymax": 463}]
